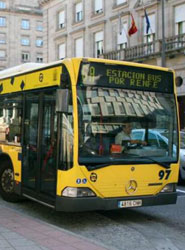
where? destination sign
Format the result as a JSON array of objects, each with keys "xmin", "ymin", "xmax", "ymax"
[{"xmin": 78, "ymin": 62, "xmax": 174, "ymax": 93}]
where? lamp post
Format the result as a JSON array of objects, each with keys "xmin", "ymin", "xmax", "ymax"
[{"xmin": 161, "ymin": 0, "xmax": 166, "ymax": 67}]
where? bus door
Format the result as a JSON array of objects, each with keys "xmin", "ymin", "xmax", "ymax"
[
  {"xmin": 22, "ymin": 93, "xmax": 39, "ymax": 191},
  {"xmin": 40, "ymin": 91, "xmax": 57, "ymax": 198},
  {"xmin": 22, "ymin": 91, "xmax": 57, "ymax": 200}
]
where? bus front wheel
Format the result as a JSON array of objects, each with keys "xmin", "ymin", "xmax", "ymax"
[{"xmin": 0, "ymin": 162, "xmax": 20, "ymax": 202}]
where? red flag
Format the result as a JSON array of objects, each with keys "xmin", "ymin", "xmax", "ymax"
[{"xmin": 128, "ymin": 14, "xmax": 138, "ymax": 36}]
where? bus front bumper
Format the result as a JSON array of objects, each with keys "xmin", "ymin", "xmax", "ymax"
[{"xmin": 55, "ymin": 192, "xmax": 177, "ymax": 212}]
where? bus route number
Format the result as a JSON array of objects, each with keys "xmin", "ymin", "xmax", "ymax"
[
  {"xmin": 158, "ymin": 170, "xmax": 171, "ymax": 180},
  {"xmin": 89, "ymin": 66, "xmax": 95, "ymax": 83}
]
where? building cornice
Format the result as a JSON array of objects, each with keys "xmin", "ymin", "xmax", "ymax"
[
  {"xmin": 134, "ymin": 0, "xmax": 159, "ymax": 11},
  {"xmin": 69, "ymin": 27, "xmax": 86, "ymax": 35},
  {"xmin": 88, "ymin": 20, "xmax": 106, "ymax": 29},
  {"xmin": 54, "ymin": 33, "xmax": 67, "ymax": 41},
  {"xmin": 0, "ymin": 7, "xmax": 42, "ymax": 16},
  {"xmin": 110, "ymin": 11, "xmax": 130, "ymax": 21},
  {"xmin": 39, "ymin": 0, "xmax": 54, "ymax": 5}
]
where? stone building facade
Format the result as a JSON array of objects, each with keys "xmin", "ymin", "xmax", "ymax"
[
  {"xmin": 0, "ymin": 0, "xmax": 43, "ymax": 70},
  {"xmin": 39, "ymin": 0, "xmax": 185, "ymax": 129}
]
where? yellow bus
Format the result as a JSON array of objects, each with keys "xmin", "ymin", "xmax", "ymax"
[{"xmin": 0, "ymin": 58, "xmax": 180, "ymax": 211}]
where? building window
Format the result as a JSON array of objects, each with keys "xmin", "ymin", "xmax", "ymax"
[
  {"xmin": 58, "ymin": 10, "xmax": 65, "ymax": 29},
  {"xmin": 0, "ymin": 50, "xmax": 6, "ymax": 58},
  {"xmin": 145, "ymin": 34, "xmax": 155, "ymax": 43},
  {"xmin": 21, "ymin": 52, "xmax": 30, "ymax": 62},
  {"xmin": 143, "ymin": 13, "xmax": 155, "ymax": 53},
  {"xmin": 36, "ymin": 54, "xmax": 43, "ymax": 63},
  {"xmin": 75, "ymin": 2, "xmax": 83, "ymax": 22},
  {"xmin": 0, "ymin": 33, "xmax": 6, "ymax": 44},
  {"xmin": 94, "ymin": 31, "xmax": 103, "ymax": 57},
  {"xmin": 36, "ymin": 21, "xmax": 43, "ymax": 31},
  {"xmin": 21, "ymin": 19, "xmax": 30, "ymax": 30},
  {"xmin": 175, "ymin": 5, "xmax": 185, "ymax": 35},
  {"xmin": 94, "ymin": 0, "xmax": 103, "ymax": 14},
  {"xmin": 36, "ymin": 38, "xmax": 43, "ymax": 47},
  {"xmin": 143, "ymin": 14, "xmax": 155, "ymax": 54},
  {"xmin": 0, "ymin": 1, "xmax": 6, "ymax": 9},
  {"xmin": 143, "ymin": 13, "xmax": 155, "ymax": 37},
  {"xmin": 0, "ymin": 17, "xmax": 6, "ymax": 27},
  {"xmin": 117, "ymin": 21, "xmax": 127, "ymax": 50},
  {"xmin": 177, "ymin": 22, "xmax": 184, "ymax": 35},
  {"xmin": 59, "ymin": 43, "xmax": 66, "ymax": 59},
  {"xmin": 116, "ymin": 0, "xmax": 127, "ymax": 5},
  {"xmin": 21, "ymin": 37, "xmax": 30, "ymax": 46},
  {"xmin": 75, "ymin": 37, "xmax": 83, "ymax": 57},
  {"xmin": 173, "ymin": 4, "xmax": 185, "ymax": 49}
]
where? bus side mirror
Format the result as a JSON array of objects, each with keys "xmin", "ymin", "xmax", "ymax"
[
  {"xmin": 176, "ymin": 76, "xmax": 183, "ymax": 87},
  {"xmin": 61, "ymin": 72, "xmax": 70, "ymax": 87},
  {"xmin": 56, "ymin": 89, "xmax": 69, "ymax": 113}
]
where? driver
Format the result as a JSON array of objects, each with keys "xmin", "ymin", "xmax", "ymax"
[{"xmin": 115, "ymin": 123, "xmax": 147, "ymax": 150}]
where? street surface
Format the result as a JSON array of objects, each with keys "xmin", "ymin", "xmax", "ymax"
[{"xmin": 0, "ymin": 185, "xmax": 185, "ymax": 250}]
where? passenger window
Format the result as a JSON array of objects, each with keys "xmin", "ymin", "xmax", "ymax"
[{"xmin": 0, "ymin": 95, "xmax": 22, "ymax": 144}]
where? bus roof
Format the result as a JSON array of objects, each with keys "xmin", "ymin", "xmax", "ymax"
[
  {"xmin": 0, "ymin": 58, "xmax": 173, "ymax": 80},
  {"xmin": 0, "ymin": 60, "xmax": 63, "ymax": 80}
]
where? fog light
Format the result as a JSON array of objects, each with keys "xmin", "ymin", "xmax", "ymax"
[
  {"xmin": 62, "ymin": 187, "xmax": 96, "ymax": 197},
  {"xmin": 160, "ymin": 184, "xmax": 175, "ymax": 193}
]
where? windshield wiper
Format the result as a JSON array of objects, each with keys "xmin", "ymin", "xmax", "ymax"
[
  {"xmin": 137, "ymin": 156, "xmax": 171, "ymax": 169},
  {"xmin": 86, "ymin": 161, "xmax": 128, "ymax": 171},
  {"xmin": 85, "ymin": 155, "xmax": 171, "ymax": 170}
]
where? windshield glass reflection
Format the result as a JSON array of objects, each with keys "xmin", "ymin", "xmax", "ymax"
[{"xmin": 77, "ymin": 86, "xmax": 178, "ymax": 168}]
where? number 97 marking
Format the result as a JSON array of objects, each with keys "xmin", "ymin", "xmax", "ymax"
[{"xmin": 159, "ymin": 170, "xmax": 171, "ymax": 180}]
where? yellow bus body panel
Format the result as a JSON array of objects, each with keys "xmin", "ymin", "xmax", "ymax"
[
  {"xmin": 57, "ymin": 163, "xmax": 179, "ymax": 198},
  {"xmin": 0, "ymin": 66, "xmax": 62, "ymax": 94}
]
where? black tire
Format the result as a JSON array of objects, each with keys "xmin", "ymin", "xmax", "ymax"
[{"xmin": 0, "ymin": 161, "xmax": 20, "ymax": 202}]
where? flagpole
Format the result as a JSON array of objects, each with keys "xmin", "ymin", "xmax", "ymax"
[{"xmin": 161, "ymin": 0, "xmax": 166, "ymax": 67}]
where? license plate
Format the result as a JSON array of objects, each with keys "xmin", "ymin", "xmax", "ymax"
[{"xmin": 118, "ymin": 199, "xmax": 142, "ymax": 208}]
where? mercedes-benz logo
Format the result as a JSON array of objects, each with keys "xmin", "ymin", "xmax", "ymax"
[{"xmin": 125, "ymin": 180, "xmax": 137, "ymax": 194}]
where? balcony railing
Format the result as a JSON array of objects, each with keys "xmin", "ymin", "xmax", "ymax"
[
  {"xmin": 101, "ymin": 33, "xmax": 185, "ymax": 61},
  {"xmin": 102, "ymin": 41, "xmax": 156, "ymax": 61},
  {"xmin": 166, "ymin": 33, "xmax": 185, "ymax": 52}
]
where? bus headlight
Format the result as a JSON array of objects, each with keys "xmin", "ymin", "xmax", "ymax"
[
  {"xmin": 160, "ymin": 184, "xmax": 176, "ymax": 193},
  {"xmin": 62, "ymin": 187, "xmax": 96, "ymax": 197}
]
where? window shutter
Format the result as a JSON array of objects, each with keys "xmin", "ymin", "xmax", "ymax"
[
  {"xmin": 95, "ymin": 0, "xmax": 102, "ymax": 12},
  {"xmin": 59, "ymin": 43, "xmax": 66, "ymax": 59},
  {"xmin": 75, "ymin": 38, "xmax": 83, "ymax": 57},
  {"xmin": 76, "ymin": 2, "xmax": 82, "ymax": 13},
  {"xmin": 117, "ymin": 0, "xmax": 126, "ymax": 5},
  {"xmin": 95, "ymin": 31, "xmax": 103, "ymax": 42},
  {"xmin": 59, "ymin": 11, "xmax": 65, "ymax": 27},
  {"xmin": 175, "ymin": 4, "xmax": 185, "ymax": 23}
]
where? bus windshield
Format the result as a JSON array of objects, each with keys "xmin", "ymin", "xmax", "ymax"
[{"xmin": 77, "ymin": 62, "xmax": 178, "ymax": 168}]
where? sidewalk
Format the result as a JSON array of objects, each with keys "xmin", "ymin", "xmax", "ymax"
[{"xmin": 0, "ymin": 204, "xmax": 107, "ymax": 250}]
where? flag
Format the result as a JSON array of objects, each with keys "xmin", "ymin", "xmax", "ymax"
[
  {"xmin": 128, "ymin": 14, "xmax": 138, "ymax": 36},
  {"xmin": 144, "ymin": 9, "xmax": 151, "ymax": 34}
]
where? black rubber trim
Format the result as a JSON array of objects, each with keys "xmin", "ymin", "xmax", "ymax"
[{"xmin": 55, "ymin": 192, "xmax": 177, "ymax": 212}]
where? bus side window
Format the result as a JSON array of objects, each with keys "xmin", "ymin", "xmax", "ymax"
[
  {"xmin": 5, "ymin": 95, "xmax": 22, "ymax": 144},
  {"xmin": 0, "ymin": 101, "xmax": 6, "ymax": 142}
]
